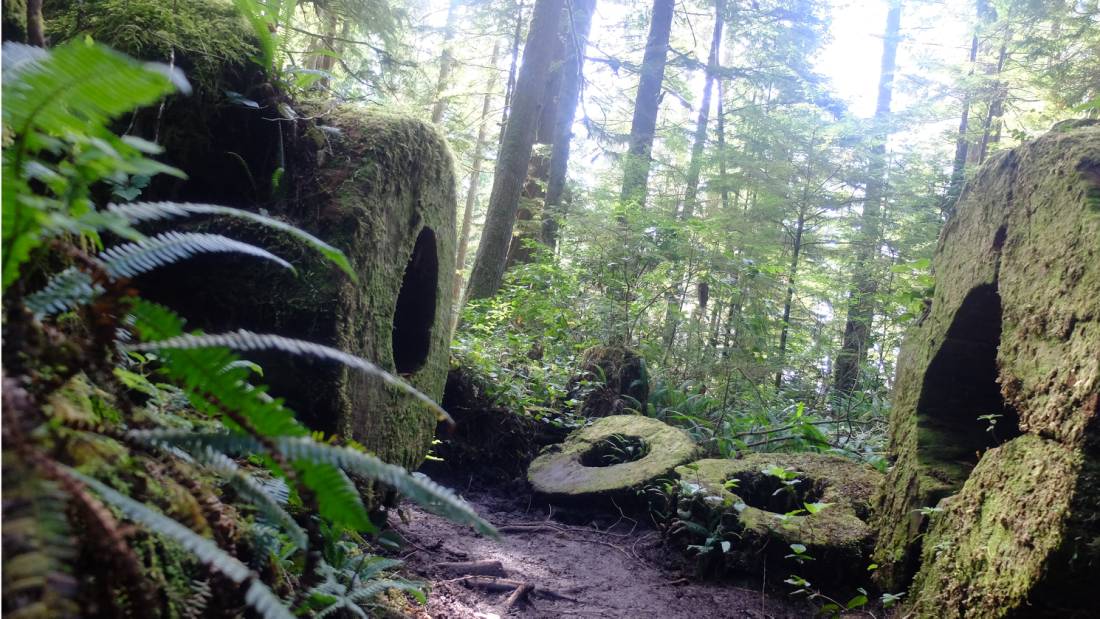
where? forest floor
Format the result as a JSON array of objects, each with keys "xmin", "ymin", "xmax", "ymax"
[{"xmin": 393, "ymin": 477, "xmax": 811, "ymax": 618}]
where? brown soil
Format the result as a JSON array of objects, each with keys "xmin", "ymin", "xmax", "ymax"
[{"xmin": 393, "ymin": 479, "xmax": 812, "ymax": 618}]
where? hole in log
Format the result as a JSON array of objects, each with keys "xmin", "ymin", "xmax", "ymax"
[
  {"xmin": 392, "ymin": 227, "xmax": 438, "ymax": 374},
  {"xmin": 916, "ymin": 284, "xmax": 1021, "ymax": 484},
  {"xmin": 731, "ymin": 472, "xmax": 826, "ymax": 514},
  {"xmin": 579, "ymin": 434, "xmax": 649, "ymax": 467}
]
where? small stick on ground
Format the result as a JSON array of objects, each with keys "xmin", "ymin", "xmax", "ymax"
[
  {"xmin": 498, "ymin": 524, "xmax": 563, "ymax": 534},
  {"xmin": 501, "ymin": 582, "xmax": 532, "ymax": 611},
  {"xmin": 436, "ymin": 559, "xmax": 507, "ymax": 576}
]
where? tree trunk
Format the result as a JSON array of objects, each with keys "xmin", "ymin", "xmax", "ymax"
[
  {"xmin": 776, "ymin": 205, "xmax": 806, "ymax": 390},
  {"xmin": 833, "ymin": 0, "xmax": 901, "ymax": 397},
  {"xmin": 26, "ymin": 0, "xmax": 44, "ymax": 47},
  {"xmin": 680, "ymin": 0, "xmax": 724, "ymax": 221},
  {"xmin": 661, "ymin": 0, "xmax": 723, "ymax": 351},
  {"xmin": 466, "ymin": 0, "xmax": 565, "ymax": 301},
  {"xmin": 499, "ymin": 0, "xmax": 526, "ymax": 147},
  {"xmin": 430, "ymin": 0, "xmax": 462, "ymax": 124},
  {"xmin": 619, "ymin": 0, "xmax": 675, "ymax": 209},
  {"xmin": 943, "ymin": 28, "xmax": 980, "ymax": 218},
  {"xmin": 452, "ymin": 43, "xmax": 502, "ymax": 328},
  {"xmin": 541, "ymin": 0, "xmax": 597, "ymax": 249},
  {"xmin": 977, "ymin": 35, "xmax": 1010, "ymax": 163}
]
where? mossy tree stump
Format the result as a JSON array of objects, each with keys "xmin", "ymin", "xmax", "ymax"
[{"xmin": 873, "ymin": 124, "xmax": 1100, "ymax": 615}]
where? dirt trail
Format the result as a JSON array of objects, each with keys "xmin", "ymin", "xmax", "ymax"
[{"xmin": 394, "ymin": 480, "xmax": 809, "ymax": 618}]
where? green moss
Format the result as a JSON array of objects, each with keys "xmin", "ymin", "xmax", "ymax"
[
  {"xmin": 46, "ymin": 0, "xmax": 258, "ymax": 97},
  {"xmin": 909, "ymin": 435, "xmax": 1100, "ymax": 617},
  {"xmin": 675, "ymin": 454, "xmax": 880, "ymax": 587},
  {"xmin": 3, "ymin": 0, "xmax": 27, "ymax": 43},
  {"xmin": 528, "ymin": 415, "xmax": 700, "ymax": 500}
]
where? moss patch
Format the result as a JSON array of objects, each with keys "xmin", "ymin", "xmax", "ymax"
[
  {"xmin": 909, "ymin": 435, "xmax": 1100, "ymax": 617},
  {"xmin": 528, "ymin": 415, "xmax": 699, "ymax": 502},
  {"xmin": 675, "ymin": 454, "xmax": 881, "ymax": 588}
]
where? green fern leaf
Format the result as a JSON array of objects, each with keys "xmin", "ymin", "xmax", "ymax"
[
  {"xmin": 186, "ymin": 445, "xmax": 309, "ymax": 549},
  {"xmin": 102, "ymin": 231, "xmax": 294, "ymax": 278},
  {"xmin": 104, "ymin": 201, "xmax": 356, "ymax": 281},
  {"xmin": 26, "ymin": 233, "xmax": 294, "ymax": 316},
  {"xmin": 131, "ymin": 431, "xmax": 495, "ymax": 537},
  {"xmin": 2, "ymin": 40, "xmax": 187, "ymax": 148},
  {"xmin": 127, "ymin": 300, "xmax": 309, "ymax": 438},
  {"xmin": 64, "ymin": 467, "xmax": 294, "ymax": 619},
  {"xmin": 123, "ymin": 330, "xmax": 452, "ymax": 424}
]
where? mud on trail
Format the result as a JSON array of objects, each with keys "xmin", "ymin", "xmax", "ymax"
[{"xmin": 392, "ymin": 479, "xmax": 810, "ymax": 618}]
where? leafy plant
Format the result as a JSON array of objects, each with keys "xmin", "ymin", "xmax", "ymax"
[{"xmin": 1, "ymin": 39, "xmax": 491, "ymax": 617}]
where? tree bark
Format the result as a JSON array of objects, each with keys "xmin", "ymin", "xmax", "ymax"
[
  {"xmin": 943, "ymin": 28, "xmax": 979, "ymax": 218},
  {"xmin": 680, "ymin": 0, "xmax": 724, "ymax": 221},
  {"xmin": 430, "ymin": 0, "xmax": 462, "ymax": 124},
  {"xmin": 541, "ymin": 0, "xmax": 597, "ymax": 249},
  {"xmin": 661, "ymin": 0, "xmax": 724, "ymax": 351},
  {"xmin": 26, "ymin": 0, "xmax": 44, "ymax": 47},
  {"xmin": 833, "ymin": 0, "xmax": 901, "ymax": 397},
  {"xmin": 499, "ymin": 0, "xmax": 526, "ymax": 147},
  {"xmin": 619, "ymin": 0, "xmax": 675, "ymax": 209},
  {"xmin": 776, "ymin": 204, "xmax": 806, "ymax": 390},
  {"xmin": 466, "ymin": 0, "xmax": 565, "ymax": 301},
  {"xmin": 453, "ymin": 43, "xmax": 502, "ymax": 327}
]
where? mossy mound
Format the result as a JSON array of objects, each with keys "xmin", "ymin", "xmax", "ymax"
[
  {"xmin": 566, "ymin": 346, "xmax": 650, "ymax": 417},
  {"xmin": 908, "ymin": 435, "xmax": 1100, "ymax": 618},
  {"xmin": 527, "ymin": 415, "xmax": 699, "ymax": 504},
  {"xmin": 46, "ymin": 0, "xmax": 258, "ymax": 97},
  {"xmin": 674, "ymin": 454, "xmax": 881, "ymax": 587},
  {"xmin": 425, "ymin": 365, "xmax": 570, "ymax": 482},
  {"xmin": 872, "ymin": 125, "xmax": 1100, "ymax": 592}
]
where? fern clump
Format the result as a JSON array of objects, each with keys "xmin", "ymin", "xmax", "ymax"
[{"xmin": 1, "ymin": 39, "xmax": 490, "ymax": 618}]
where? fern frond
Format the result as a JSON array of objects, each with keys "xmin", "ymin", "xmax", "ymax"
[
  {"xmin": 104, "ymin": 202, "xmax": 356, "ymax": 281},
  {"xmin": 187, "ymin": 445, "xmax": 308, "ymax": 549},
  {"xmin": 24, "ymin": 268, "xmax": 104, "ymax": 316},
  {"xmin": 127, "ymin": 300, "xmax": 309, "ymax": 438},
  {"xmin": 123, "ymin": 330, "xmax": 452, "ymax": 424},
  {"xmin": 26, "ymin": 233, "xmax": 294, "ymax": 317},
  {"xmin": 130, "ymin": 431, "xmax": 495, "ymax": 537},
  {"xmin": 101, "ymin": 231, "xmax": 294, "ymax": 278},
  {"xmin": 64, "ymin": 466, "xmax": 294, "ymax": 619}
]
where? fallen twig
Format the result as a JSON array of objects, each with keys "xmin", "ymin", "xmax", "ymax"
[
  {"xmin": 436, "ymin": 559, "xmax": 506, "ymax": 577},
  {"xmin": 501, "ymin": 582, "xmax": 532, "ymax": 611}
]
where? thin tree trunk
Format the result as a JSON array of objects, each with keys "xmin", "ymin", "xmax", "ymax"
[
  {"xmin": 452, "ymin": 43, "xmax": 502, "ymax": 328},
  {"xmin": 943, "ymin": 28, "xmax": 979, "ymax": 217},
  {"xmin": 466, "ymin": 0, "xmax": 565, "ymax": 301},
  {"xmin": 662, "ymin": 0, "xmax": 723, "ymax": 350},
  {"xmin": 680, "ymin": 0, "xmax": 724, "ymax": 220},
  {"xmin": 716, "ymin": 80, "xmax": 731, "ymax": 213},
  {"xmin": 833, "ymin": 0, "xmax": 901, "ymax": 397},
  {"xmin": 776, "ymin": 205, "xmax": 806, "ymax": 390},
  {"xmin": 977, "ymin": 35, "xmax": 1009, "ymax": 163},
  {"xmin": 619, "ymin": 0, "xmax": 675, "ymax": 209},
  {"xmin": 430, "ymin": 0, "xmax": 462, "ymax": 124},
  {"xmin": 541, "ymin": 0, "xmax": 597, "ymax": 249},
  {"xmin": 499, "ymin": 0, "xmax": 526, "ymax": 147}
]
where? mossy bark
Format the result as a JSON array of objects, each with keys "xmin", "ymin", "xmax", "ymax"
[{"xmin": 873, "ymin": 124, "xmax": 1100, "ymax": 610}]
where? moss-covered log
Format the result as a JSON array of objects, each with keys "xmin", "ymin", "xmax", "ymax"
[
  {"xmin": 872, "ymin": 124, "xmax": 1100, "ymax": 603},
  {"xmin": 675, "ymin": 454, "xmax": 881, "ymax": 588},
  {"xmin": 908, "ymin": 435, "xmax": 1099, "ymax": 618},
  {"xmin": 528, "ymin": 415, "xmax": 699, "ymax": 504}
]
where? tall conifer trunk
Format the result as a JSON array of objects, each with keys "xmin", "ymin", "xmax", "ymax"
[
  {"xmin": 833, "ymin": 0, "xmax": 901, "ymax": 397},
  {"xmin": 466, "ymin": 0, "xmax": 565, "ymax": 300},
  {"xmin": 619, "ymin": 0, "xmax": 675, "ymax": 209}
]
